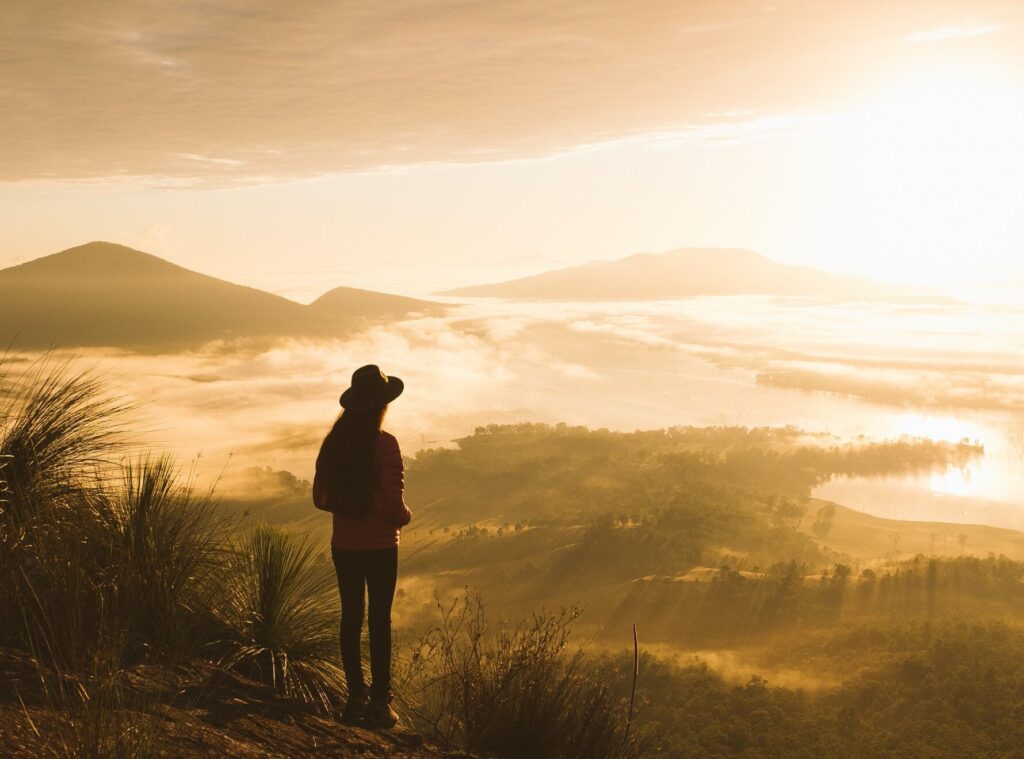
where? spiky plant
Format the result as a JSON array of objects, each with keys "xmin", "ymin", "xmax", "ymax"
[
  {"xmin": 0, "ymin": 357, "xmax": 132, "ymax": 659},
  {"xmin": 0, "ymin": 358, "xmax": 132, "ymax": 523},
  {"xmin": 99, "ymin": 455, "xmax": 227, "ymax": 660},
  {"xmin": 0, "ymin": 358, "xmax": 220, "ymax": 757},
  {"xmin": 219, "ymin": 524, "xmax": 344, "ymax": 712}
]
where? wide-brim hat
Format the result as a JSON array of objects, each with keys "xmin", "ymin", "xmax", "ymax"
[{"xmin": 339, "ymin": 364, "xmax": 404, "ymax": 409}]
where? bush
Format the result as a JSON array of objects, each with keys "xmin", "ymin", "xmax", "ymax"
[
  {"xmin": 1, "ymin": 360, "xmax": 225, "ymax": 670},
  {"xmin": 0, "ymin": 359, "xmax": 164, "ymax": 756},
  {"xmin": 101, "ymin": 455, "xmax": 227, "ymax": 660},
  {"xmin": 0, "ymin": 359, "xmax": 131, "ymax": 667},
  {"xmin": 400, "ymin": 593, "xmax": 641, "ymax": 759},
  {"xmin": 0, "ymin": 359, "xmax": 131, "ymax": 526},
  {"xmin": 218, "ymin": 524, "xmax": 344, "ymax": 712}
]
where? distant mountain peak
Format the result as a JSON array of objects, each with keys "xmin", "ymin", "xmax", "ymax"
[
  {"xmin": 310, "ymin": 285, "xmax": 445, "ymax": 319},
  {"xmin": 60, "ymin": 240, "xmax": 144, "ymax": 254},
  {"xmin": 45, "ymin": 241, "xmax": 174, "ymax": 263},
  {"xmin": 439, "ymin": 246, "xmax": 899, "ymax": 301},
  {"xmin": 6, "ymin": 241, "xmax": 194, "ymax": 280},
  {"xmin": 0, "ymin": 241, "xmax": 445, "ymax": 351}
]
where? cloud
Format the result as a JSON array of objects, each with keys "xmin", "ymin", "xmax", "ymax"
[
  {"xmin": 10, "ymin": 294, "xmax": 1022, "ymax": 498},
  {"xmin": 906, "ymin": 25, "xmax": 1002, "ymax": 44},
  {"xmin": 176, "ymin": 154, "xmax": 248, "ymax": 167},
  {"xmin": 754, "ymin": 365, "xmax": 1024, "ymax": 412},
  {"xmin": 4, "ymin": 1, "xmax": 1019, "ymax": 184}
]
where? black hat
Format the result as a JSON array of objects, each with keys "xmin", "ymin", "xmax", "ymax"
[{"xmin": 339, "ymin": 364, "xmax": 404, "ymax": 409}]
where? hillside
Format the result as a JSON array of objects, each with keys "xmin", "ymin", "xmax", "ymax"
[
  {"xmin": 0, "ymin": 242, "xmax": 443, "ymax": 350},
  {"xmin": 332, "ymin": 425, "xmax": 1017, "ymax": 640},
  {"xmin": 0, "ymin": 650, "xmax": 448, "ymax": 759},
  {"xmin": 800, "ymin": 499, "xmax": 1024, "ymax": 562},
  {"xmin": 439, "ymin": 247, "xmax": 901, "ymax": 300},
  {"xmin": 229, "ymin": 425, "xmax": 1011, "ymax": 565}
]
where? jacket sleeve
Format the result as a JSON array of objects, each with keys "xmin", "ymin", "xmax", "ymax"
[{"xmin": 379, "ymin": 434, "xmax": 412, "ymax": 527}]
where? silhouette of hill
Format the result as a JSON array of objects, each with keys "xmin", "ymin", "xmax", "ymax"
[
  {"xmin": 0, "ymin": 242, "xmax": 443, "ymax": 350},
  {"xmin": 439, "ymin": 247, "xmax": 902, "ymax": 300},
  {"xmin": 310, "ymin": 286, "xmax": 444, "ymax": 322}
]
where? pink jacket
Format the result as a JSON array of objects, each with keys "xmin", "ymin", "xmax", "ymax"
[{"xmin": 313, "ymin": 430, "xmax": 413, "ymax": 550}]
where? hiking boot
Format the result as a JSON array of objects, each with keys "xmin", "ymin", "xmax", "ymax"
[
  {"xmin": 364, "ymin": 696, "xmax": 399, "ymax": 729},
  {"xmin": 340, "ymin": 691, "xmax": 369, "ymax": 725}
]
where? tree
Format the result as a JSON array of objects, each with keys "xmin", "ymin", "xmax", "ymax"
[{"xmin": 811, "ymin": 502, "xmax": 837, "ymax": 540}]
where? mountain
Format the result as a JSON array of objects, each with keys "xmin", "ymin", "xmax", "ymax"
[
  {"xmin": 0, "ymin": 242, "xmax": 443, "ymax": 350},
  {"xmin": 439, "ymin": 247, "xmax": 901, "ymax": 300},
  {"xmin": 309, "ymin": 286, "xmax": 443, "ymax": 322}
]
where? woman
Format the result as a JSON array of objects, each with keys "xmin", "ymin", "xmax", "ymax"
[{"xmin": 313, "ymin": 364, "xmax": 412, "ymax": 728}]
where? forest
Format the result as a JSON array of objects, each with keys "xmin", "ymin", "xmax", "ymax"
[{"xmin": 393, "ymin": 424, "xmax": 1024, "ymax": 756}]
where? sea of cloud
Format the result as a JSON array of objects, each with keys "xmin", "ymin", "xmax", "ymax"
[{"xmin": 12, "ymin": 295, "xmax": 1024, "ymax": 524}]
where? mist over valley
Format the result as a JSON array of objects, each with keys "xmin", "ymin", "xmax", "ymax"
[{"xmin": 4, "ymin": 240, "xmax": 1024, "ymax": 756}]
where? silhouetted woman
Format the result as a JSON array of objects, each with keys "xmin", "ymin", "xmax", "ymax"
[{"xmin": 313, "ymin": 364, "xmax": 412, "ymax": 728}]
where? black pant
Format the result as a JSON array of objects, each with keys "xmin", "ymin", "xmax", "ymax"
[{"xmin": 331, "ymin": 546, "xmax": 398, "ymax": 700}]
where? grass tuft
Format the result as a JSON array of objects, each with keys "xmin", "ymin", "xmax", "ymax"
[
  {"xmin": 219, "ymin": 524, "xmax": 345, "ymax": 712},
  {"xmin": 102, "ymin": 454, "xmax": 227, "ymax": 660}
]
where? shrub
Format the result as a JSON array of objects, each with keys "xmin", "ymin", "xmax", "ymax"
[
  {"xmin": 218, "ymin": 524, "xmax": 344, "ymax": 712},
  {"xmin": 0, "ymin": 359, "xmax": 348, "ymax": 750},
  {"xmin": 100, "ymin": 455, "xmax": 227, "ymax": 660},
  {"xmin": 0, "ymin": 359, "xmax": 161, "ymax": 756},
  {"xmin": 400, "ymin": 593, "xmax": 641, "ymax": 759},
  {"xmin": 0, "ymin": 359, "xmax": 130, "ymax": 665},
  {"xmin": 0, "ymin": 359, "xmax": 131, "ymax": 528}
]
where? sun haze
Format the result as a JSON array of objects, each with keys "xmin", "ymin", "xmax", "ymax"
[
  {"xmin": 8, "ymin": 4, "xmax": 1024, "ymax": 757},
  {"xmin": 2, "ymin": 1, "xmax": 1023, "ymax": 293}
]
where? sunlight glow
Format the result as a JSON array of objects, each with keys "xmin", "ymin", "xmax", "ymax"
[
  {"xmin": 825, "ymin": 63, "xmax": 1024, "ymax": 286},
  {"xmin": 929, "ymin": 465, "xmax": 977, "ymax": 497},
  {"xmin": 887, "ymin": 413, "xmax": 983, "ymax": 444},
  {"xmin": 906, "ymin": 25, "xmax": 1002, "ymax": 44},
  {"xmin": 886, "ymin": 413, "xmax": 1010, "ymax": 501}
]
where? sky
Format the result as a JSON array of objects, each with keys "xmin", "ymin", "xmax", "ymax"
[{"xmin": 2, "ymin": 0, "xmax": 1024, "ymax": 299}]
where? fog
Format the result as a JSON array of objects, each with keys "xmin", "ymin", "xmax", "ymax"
[
  {"xmin": 15, "ymin": 293, "xmax": 1024, "ymax": 527},
  {"xmin": 8, "ymin": 290, "xmax": 1024, "ymax": 756}
]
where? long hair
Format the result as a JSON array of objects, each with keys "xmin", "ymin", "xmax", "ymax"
[{"xmin": 316, "ymin": 405, "xmax": 387, "ymax": 519}]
